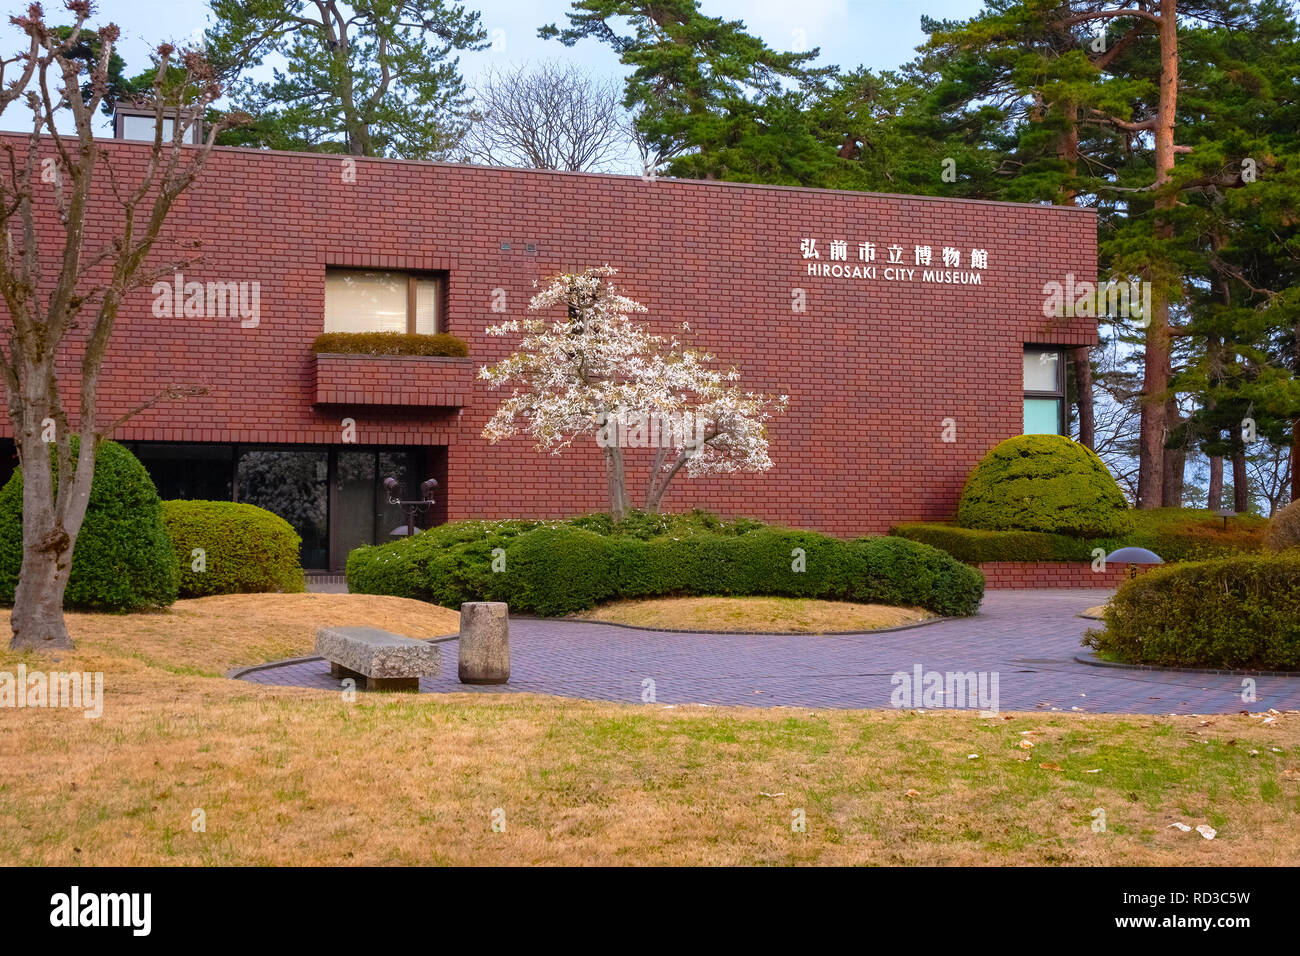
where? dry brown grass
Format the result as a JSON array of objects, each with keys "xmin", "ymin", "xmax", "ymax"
[
  {"xmin": 0, "ymin": 593, "xmax": 460, "ymax": 677},
  {"xmin": 574, "ymin": 596, "xmax": 933, "ymax": 632},
  {"xmin": 1, "ymin": 594, "xmax": 1297, "ymax": 866}
]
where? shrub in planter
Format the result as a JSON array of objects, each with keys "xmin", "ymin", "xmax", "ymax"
[
  {"xmin": 1083, "ymin": 552, "xmax": 1300, "ymax": 670},
  {"xmin": 162, "ymin": 500, "xmax": 306, "ymax": 597},
  {"xmin": 889, "ymin": 522, "xmax": 1098, "ymax": 563},
  {"xmin": 892, "ymin": 511, "xmax": 1264, "ymax": 565},
  {"xmin": 1264, "ymin": 500, "xmax": 1300, "ymax": 552},
  {"xmin": 957, "ymin": 435, "xmax": 1132, "ymax": 537},
  {"xmin": 311, "ymin": 331, "xmax": 469, "ymax": 357},
  {"xmin": 0, "ymin": 440, "xmax": 177, "ymax": 611}
]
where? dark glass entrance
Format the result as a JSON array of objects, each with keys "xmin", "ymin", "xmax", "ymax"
[{"xmin": 123, "ymin": 441, "xmax": 446, "ymax": 571}]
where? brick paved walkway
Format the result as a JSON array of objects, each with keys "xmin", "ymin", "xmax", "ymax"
[{"xmin": 237, "ymin": 590, "xmax": 1300, "ymax": 714}]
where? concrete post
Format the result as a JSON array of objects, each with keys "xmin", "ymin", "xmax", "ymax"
[{"xmin": 458, "ymin": 602, "xmax": 510, "ymax": 685}]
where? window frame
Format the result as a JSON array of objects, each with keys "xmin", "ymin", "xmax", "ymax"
[
  {"xmin": 324, "ymin": 267, "xmax": 446, "ymax": 335},
  {"xmin": 1023, "ymin": 345, "xmax": 1067, "ymax": 436}
]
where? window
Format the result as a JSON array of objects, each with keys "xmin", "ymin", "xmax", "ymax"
[
  {"xmin": 117, "ymin": 113, "xmax": 200, "ymax": 144},
  {"xmin": 1023, "ymin": 346, "xmax": 1065, "ymax": 435},
  {"xmin": 324, "ymin": 269, "xmax": 441, "ymax": 334}
]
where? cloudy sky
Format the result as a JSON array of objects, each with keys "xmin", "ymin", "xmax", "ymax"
[{"xmin": 0, "ymin": 0, "xmax": 988, "ymax": 133}]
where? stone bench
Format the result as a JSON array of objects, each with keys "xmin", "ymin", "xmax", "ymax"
[{"xmin": 315, "ymin": 626, "xmax": 441, "ymax": 692}]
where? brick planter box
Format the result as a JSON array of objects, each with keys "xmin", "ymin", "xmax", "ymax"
[
  {"xmin": 977, "ymin": 561, "xmax": 1157, "ymax": 589},
  {"xmin": 313, "ymin": 354, "xmax": 476, "ymax": 408}
]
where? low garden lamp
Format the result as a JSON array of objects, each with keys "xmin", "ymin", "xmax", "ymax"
[
  {"xmin": 386, "ymin": 476, "xmax": 439, "ymax": 538},
  {"xmin": 1104, "ymin": 546, "xmax": 1164, "ymax": 581}
]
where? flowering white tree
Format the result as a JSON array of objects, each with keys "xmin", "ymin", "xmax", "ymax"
[{"xmin": 480, "ymin": 267, "xmax": 788, "ymax": 520}]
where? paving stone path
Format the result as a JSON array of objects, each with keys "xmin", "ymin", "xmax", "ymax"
[{"xmin": 238, "ymin": 589, "xmax": 1300, "ymax": 714}]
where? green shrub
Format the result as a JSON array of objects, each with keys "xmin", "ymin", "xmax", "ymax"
[
  {"xmin": 1126, "ymin": 508, "xmax": 1265, "ymax": 562},
  {"xmin": 1084, "ymin": 552, "xmax": 1300, "ymax": 670},
  {"xmin": 957, "ymin": 435, "xmax": 1133, "ymax": 537},
  {"xmin": 505, "ymin": 526, "xmax": 619, "ymax": 615},
  {"xmin": 348, "ymin": 515, "xmax": 985, "ymax": 618},
  {"xmin": 311, "ymin": 331, "xmax": 469, "ymax": 357},
  {"xmin": 1264, "ymin": 500, "xmax": 1300, "ymax": 552},
  {"xmin": 892, "ymin": 510, "xmax": 1264, "ymax": 565},
  {"xmin": 162, "ymin": 500, "xmax": 306, "ymax": 597},
  {"xmin": 890, "ymin": 522, "xmax": 1101, "ymax": 563},
  {"xmin": 0, "ymin": 440, "xmax": 177, "ymax": 611}
]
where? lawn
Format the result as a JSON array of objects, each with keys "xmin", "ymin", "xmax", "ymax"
[
  {"xmin": 0, "ymin": 594, "xmax": 1297, "ymax": 865},
  {"xmin": 573, "ymin": 596, "xmax": 934, "ymax": 632}
]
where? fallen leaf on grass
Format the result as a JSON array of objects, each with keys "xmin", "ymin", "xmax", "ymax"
[
  {"xmin": 905, "ymin": 789, "xmax": 921, "ymax": 798},
  {"xmin": 1039, "ymin": 762, "xmax": 1064, "ymax": 772},
  {"xmin": 1167, "ymin": 822, "xmax": 1192, "ymax": 832},
  {"xmin": 1196, "ymin": 825, "xmax": 1217, "ymax": 840},
  {"xmin": 1018, "ymin": 739, "xmax": 1035, "ymax": 749}
]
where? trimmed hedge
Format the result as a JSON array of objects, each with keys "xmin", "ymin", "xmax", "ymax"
[
  {"xmin": 311, "ymin": 331, "xmax": 469, "ymax": 357},
  {"xmin": 957, "ymin": 435, "xmax": 1132, "ymax": 537},
  {"xmin": 1084, "ymin": 552, "xmax": 1300, "ymax": 670},
  {"xmin": 162, "ymin": 500, "xmax": 306, "ymax": 597},
  {"xmin": 890, "ymin": 523, "xmax": 1098, "ymax": 563},
  {"xmin": 0, "ymin": 440, "xmax": 177, "ymax": 611},
  {"xmin": 346, "ymin": 514, "xmax": 985, "ymax": 618},
  {"xmin": 893, "ymin": 509, "xmax": 1266, "ymax": 565}
]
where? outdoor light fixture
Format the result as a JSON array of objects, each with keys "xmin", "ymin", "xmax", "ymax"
[
  {"xmin": 386, "ymin": 476, "xmax": 438, "ymax": 537},
  {"xmin": 1104, "ymin": 546, "xmax": 1164, "ymax": 581}
]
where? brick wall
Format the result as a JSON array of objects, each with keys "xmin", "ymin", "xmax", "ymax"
[
  {"xmin": 977, "ymin": 562, "xmax": 1154, "ymax": 589},
  {"xmin": 1, "ymin": 140, "xmax": 1098, "ymax": 535}
]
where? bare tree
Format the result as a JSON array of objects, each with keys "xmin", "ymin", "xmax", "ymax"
[
  {"xmin": 459, "ymin": 62, "xmax": 632, "ymax": 172},
  {"xmin": 1247, "ymin": 441, "xmax": 1292, "ymax": 516},
  {"xmin": 0, "ymin": 2, "xmax": 243, "ymax": 650}
]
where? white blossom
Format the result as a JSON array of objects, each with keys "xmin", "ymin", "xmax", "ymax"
[{"xmin": 480, "ymin": 267, "xmax": 788, "ymax": 512}]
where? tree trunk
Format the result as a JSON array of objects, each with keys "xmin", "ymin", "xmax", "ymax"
[
  {"xmin": 1137, "ymin": 0, "xmax": 1180, "ymax": 510},
  {"xmin": 1232, "ymin": 450, "xmax": 1248, "ymax": 513},
  {"xmin": 1162, "ymin": 396, "xmax": 1185, "ymax": 507},
  {"xmin": 9, "ymin": 429, "xmax": 76, "ymax": 650},
  {"xmin": 1294, "ymin": 320, "xmax": 1300, "ymax": 504},
  {"xmin": 1207, "ymin": 455, "xmax": 1223, "ymax": 511},
  {"xmin": 1137, "ymin": 298, "xmax": 1170, "ymax": 509},
  {"xmin": 604, "ymin": 445, "xmax": 629, "ymax": 521},
  {"xmin": 9, "ymin": 545, "xmax": 74, "ymax": 649},
  {"xmin": 1291, "ymin": 420, "xmax": 1299, "ymax": 506},
  {"xmin": 1072, "ymin": 346, "xmax": 1094, "ymax": 448}
]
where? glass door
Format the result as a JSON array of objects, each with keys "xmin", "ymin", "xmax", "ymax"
[{"xmin": 333, "ymin": 450, "xmax": 378, "ymax": 571}]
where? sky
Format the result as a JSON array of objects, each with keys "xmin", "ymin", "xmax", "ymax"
[{"xmin": 0, "ymin": 0, "xmax": 989, "ymax": 134}]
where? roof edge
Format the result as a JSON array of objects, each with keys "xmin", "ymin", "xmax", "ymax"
[{"xmin": 53, "ymin": 133, "xmax": 1097, "ymax": 216}]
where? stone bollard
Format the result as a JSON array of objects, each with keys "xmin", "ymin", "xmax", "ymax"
[{"xmin": 458, "ymin": 602, "xmax": 510, "ymax": 685}]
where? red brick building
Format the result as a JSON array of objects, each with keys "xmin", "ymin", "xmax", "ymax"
[{"xmin": 0, "ymin": 136, "xmax": 1098, "ymax": 572}]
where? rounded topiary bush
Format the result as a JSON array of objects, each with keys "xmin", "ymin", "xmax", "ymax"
[
  {"xmin": 0, "ymin": 440, "xmax": 177, "ymax": 611},
  {"xmin": 162, "ymin": 500, "xmax": 306, "ymax": 597},
  {"xmin": 1264, "ymin": 500, "xmax": 1300, "ymax": 552},
  {"xmin": 957, "ymin": 435, "xmax": 1133, "ymax": 537},
  {"xmin": 1084, "ymin": 551, "xmax": 1300, "ymax": 670}
]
